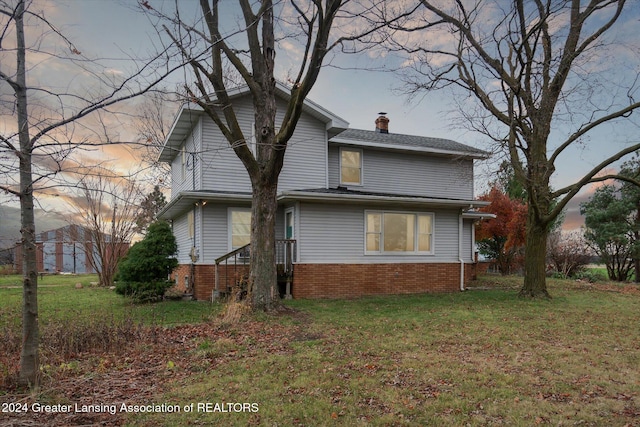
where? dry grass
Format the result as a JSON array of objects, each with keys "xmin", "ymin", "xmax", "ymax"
[
  {"xmin": 2, "ymin": 275, "xmax": 639, "ymax": 426},
  {"xmin": 129, "ymin": 276, "xmax": 640, "ymax": 426}
]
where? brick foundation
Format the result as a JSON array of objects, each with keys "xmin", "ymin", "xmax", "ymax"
[
  {"xmin": 172, "ymin": 262, "xmax": 481, "ymax": 301},
  {"xmin": 292, "ymin": 262, "xmax": 477, "ymax": 299},
  {"xmin": 171, "ymin": 263, "xmax": 249, "ymax": 301}
]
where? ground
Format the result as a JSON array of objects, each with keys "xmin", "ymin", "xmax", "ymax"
[{"xmin": 1, "ymin": 276, "xmax": 639, "ymax": 426}]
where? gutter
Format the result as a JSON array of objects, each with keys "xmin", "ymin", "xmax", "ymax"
[
  {"xmin": 279, "ymin": 190, "xmax": 490, "ymax": 209},
  {"xmin": 459, "ymin": 213, "xmax": 465, "ymax": 291}
]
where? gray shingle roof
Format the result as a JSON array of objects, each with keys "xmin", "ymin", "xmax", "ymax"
[{"xmin": 330, "ymin": 128, "xmax": 488, "ymax": 158}]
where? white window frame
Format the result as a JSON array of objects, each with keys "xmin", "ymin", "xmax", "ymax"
[
  {"xmin": 284, "ymin": 207, "xmax": 295, "ymax": 240},
  {"xmin": 228, "ymin": 208, "xmax": 252, "ymax": 251},
  {"xmin": 340, "ymin": 147, "xmax": 363, "ymax": 186},
  {"xmin": 364, "ymin": 210, "xmax": 435, "ymax": 255}
]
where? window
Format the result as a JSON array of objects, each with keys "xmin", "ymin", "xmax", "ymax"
[
  {"xmin": 365, "ymin": 211, "xmax": 434, "ymax": 254},
  {"xmin": 340, "ymin": 148, "xmax": 362, "ymax": 185},
  {"xmin": 229, "ymin": 209, "xmax": 251, "ymax": 250}
]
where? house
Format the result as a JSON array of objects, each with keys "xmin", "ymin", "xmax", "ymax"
[
  {"xmin": 158, "ymin": 83, "xmax": 491, "ymax": 300},
  {"xmin": 13, "ymin": 224, "xmax": 129, "ymax": 275}
]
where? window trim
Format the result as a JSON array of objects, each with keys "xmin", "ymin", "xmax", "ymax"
[
  {"xmin": 228, "ymin": 207, "xmax": 252, "ymax": 251},
  {"xmin": 284, "ymin": 207, "xmax": 295, "ymax": 240},
  {"xmin": 364, "ymin": 210, "xmax": 435, "ymax": 255},
  {"xmin": 339, "ymin": 147, "xmax": 363, "ymax": 186}
]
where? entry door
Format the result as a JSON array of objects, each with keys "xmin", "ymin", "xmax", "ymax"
[{"xmin": 285, "ymin": 208, "xmax": 295, "ymax": 239}]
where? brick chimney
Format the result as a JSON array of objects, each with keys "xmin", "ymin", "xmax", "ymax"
[{"xmin": 375, "ymin": 112, "xmax": 389, "ymax": 134}]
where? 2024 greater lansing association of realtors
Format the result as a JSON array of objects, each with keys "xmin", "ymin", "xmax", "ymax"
[{"xmin": 4, "ymin": 401, "xmax": 260, "ymax": 415}]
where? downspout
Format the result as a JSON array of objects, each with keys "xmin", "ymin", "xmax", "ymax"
[{"xmin": 459, "ymin": 213, "xmax": 465, "ymax": 291}]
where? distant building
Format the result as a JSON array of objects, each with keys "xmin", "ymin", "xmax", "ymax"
[{"xmin": 13, "ymin": 225, "xmax": 129, "ymax": 274}]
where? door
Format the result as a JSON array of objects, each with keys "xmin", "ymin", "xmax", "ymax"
[{"xmin": 285, "ymin": 208, "xmax": 295, "ymax": 240}]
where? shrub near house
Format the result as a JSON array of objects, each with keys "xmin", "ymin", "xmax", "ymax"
[{"xmin": 116, "ymin": 221, "xmax": 178, "ymax": 302}]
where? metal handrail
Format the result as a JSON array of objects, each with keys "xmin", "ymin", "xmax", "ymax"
[
  {"xmin": 215, "ymin": 243, "xmax": 250, "ymax": 265},
  {"xmin": 212, "ymin": 240, "xmax": 297, "ymax": 300}
]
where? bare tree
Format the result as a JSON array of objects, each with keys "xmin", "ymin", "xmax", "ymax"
[
  {"xmin": 547, "ymin": 230, "xmax": 591, "ymax": 279},
  {"xmin": 148, "ymin": 0, "xmax": 415, "ymax": 310},
  {"xmin": 71, "ymin": 170, "xmax": 142, "ymax": 288},
  {"xmin": 0, "ymin": 0, "xmax": 181, "ymax": 387},
  {"xmin": 134, "ymin": 90, "xmax": 175, "ymax": 185},
  {"xmin": 389, "ymin": 0, "xmax": 640, "ymax": 297}
]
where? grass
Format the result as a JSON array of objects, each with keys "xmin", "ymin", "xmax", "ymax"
[
  {"xmin": 129, "ymin": 276, "xmax": 640, "ymax": 427},
  {"xmin": 1, "ymin": 274, "xmax": 639, "ymax": 426},
  {"xmin": 0, "ymin": 274, "xmax": 219, "ymax": 329}
]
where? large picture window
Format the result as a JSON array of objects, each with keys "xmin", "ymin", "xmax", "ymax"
[
  {"xmin": 229, "ymin": 209, "xmax": 251, "ymax": 250},
  {"xmin": 340, "ymin": 148, "xmax": 362, "ymax": 185},
  {"xmin": 365, "ymin": 211, "xmax": 434, "ymax": 254}
]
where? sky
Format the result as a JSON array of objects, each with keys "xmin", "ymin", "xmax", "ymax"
[{"xmin": 2, "ymin": 0, "xmax": 640, "ymax": 231}]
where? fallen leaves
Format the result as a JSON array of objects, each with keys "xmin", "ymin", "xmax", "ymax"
[{"xmin": 1, "ymin": 317, "xmax": 299, "ymax": 427}]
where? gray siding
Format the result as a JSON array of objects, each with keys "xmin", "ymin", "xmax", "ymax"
[
  {"xmin": 170, "ymin": 119, "xmax": 201, "ymax": 196},
  {"xmin": 278, "ymin": 103, "xmax": 327, "ymax": 191},
  {"xmin": 198, "ymin": 97, "xmax": 327, "ymax": 193},
  {"xmin": 297, "ymin": 202, "xmax": 464, "ymax": 264},
  {"xmin": 200, "ymin": 204, "xmax": 232, "ymax": 263},
  {"xmin": 172, "ymin": 212, "xmax": 192, "ymax": 264},
  {"xmin": 200, "ymin": 98, "xmax": 252, "ymax": 193},
  {"xmin": 462, "ymin": 219, "xmax": 474, "ymax": 263},
  {"xmin": 328, "ymin": 145, "xmax": 474, "ymax": 199}
]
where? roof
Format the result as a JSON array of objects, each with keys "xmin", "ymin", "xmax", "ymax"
[
  {"xmin": 159, "ymin": 187, "xmax": 490, "ymax": 219},
  {"xmin": 158, "ymin": 190, "xmax": 253, "ymax": 219},
  {"xmin": 330, "ymin": 128, "xmax": 489, "ymax": 159},
  {"xmin": 279, "ymin": 188, "xmax": 490, "ymax": 209},
  {"xmin": 158, "ymin": 82, "xmax": 350, "ymax": 162}
]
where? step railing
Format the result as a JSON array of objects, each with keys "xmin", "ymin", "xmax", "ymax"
[{"xmin": 213, "ymin": 240, "xmax": 296, "ymax": 300}]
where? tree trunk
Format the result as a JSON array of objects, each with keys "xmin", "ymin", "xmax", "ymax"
[
  {"xmin": 15, "ymin": 0, "xmax": 39, "ymax": 388},
  {"xmin": 519, "ymin": 209, "xmax": 551, "ymax": 298},
  {"xmin": 249, "ymin": 181, "xmax": 279, "ymax": 310},
  {"xmin": 634, "ymin": 203, "xmax": 640, "ymax": 283}
]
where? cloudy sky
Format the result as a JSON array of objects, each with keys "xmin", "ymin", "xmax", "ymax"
[{"xmin": 2, "ymin": 0, "xmax": 640, "ymax": 230}]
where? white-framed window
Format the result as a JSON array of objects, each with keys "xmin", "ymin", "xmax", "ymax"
[
  {"xmin": 340, "ymin": 147, "xmax": 362, "ymax": 185},
  {"xmin": 365, "ymin": 211, "xmax": 434, "ymax": 254},
  {"xmin": 228, "ymin": 208, "xmax": 252, "ymax": 250}
]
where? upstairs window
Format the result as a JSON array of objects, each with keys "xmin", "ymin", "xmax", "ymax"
[
  {"xmin": 340, "ymin": 147, "xmax": 362, "ymax": 185},
  {"xmin": 365, "ymin": 211, "xmax": 434, "ymax": 254}
]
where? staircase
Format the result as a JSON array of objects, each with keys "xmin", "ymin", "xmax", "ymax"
[{"xmin": 213, "ymin": 239, "xmax": 296, "ymax": 300}]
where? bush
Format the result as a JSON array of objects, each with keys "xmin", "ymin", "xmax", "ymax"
[
  {"xmin": 574, "ymin": 269, "xmax": 607, "ymax": 283},
  {"xmin": 116, "ymin": 221, "xmax": 178, "ymax": 302},
  {"xmin": 547, "ymin": 231, "xmax": 591, "ymax": 278}
]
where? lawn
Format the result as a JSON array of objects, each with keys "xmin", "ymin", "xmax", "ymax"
[
  {"xmin": 0, "ymin": 274, "xmax": 219, "ymax": 329},
  {"xmin": 1, "ymin": 275, "xmax": 639, "ymax": 426}
]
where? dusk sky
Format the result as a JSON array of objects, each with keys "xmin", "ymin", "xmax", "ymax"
[{"xmin": 2, "ymin": 0, "xmax": 640, "ymax": 231}]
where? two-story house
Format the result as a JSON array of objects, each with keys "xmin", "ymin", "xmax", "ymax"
[{"xmin": 158, "ymin": 83, "xmax": 491, "ymax": 300}]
